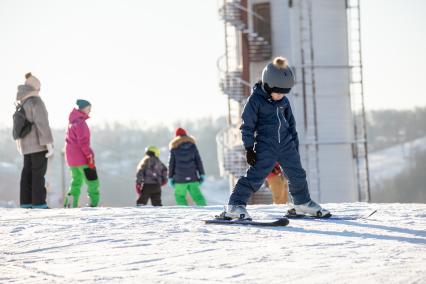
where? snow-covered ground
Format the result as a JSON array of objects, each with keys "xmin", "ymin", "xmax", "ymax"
[{"xmin": 1, "ymin": 203, "xmax": 425, "ymax": 283}]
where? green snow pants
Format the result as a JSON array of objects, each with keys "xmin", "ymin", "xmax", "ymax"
[
  {"xmin": 65, "ymin": 166, "xmax": 100, "ymax": 208},
  {"xmin": 174, "ymin": 181, "xmax": 206, "ymax": 206}
]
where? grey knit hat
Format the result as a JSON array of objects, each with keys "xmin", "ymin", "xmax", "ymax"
[{"xmin": 261, "ymin": 57, "xmax": 295, "ymax": 94}]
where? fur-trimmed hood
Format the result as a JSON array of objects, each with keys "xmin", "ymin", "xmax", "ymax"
[{"xmin": 169, "ymin": 135, "xmax": 196, "ymax": 150}]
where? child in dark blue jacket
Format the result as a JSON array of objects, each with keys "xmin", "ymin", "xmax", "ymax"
[{"xmin": 220, "ymin": 57, "xmax": 330, "ymax": 220}]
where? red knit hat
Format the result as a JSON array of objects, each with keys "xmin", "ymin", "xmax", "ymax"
[{"xmin": 175, "ymin": 127, "xmax": 187, "ymax": 137}]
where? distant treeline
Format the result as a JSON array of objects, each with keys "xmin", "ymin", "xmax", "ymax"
[
  {"xmin": 89, "ymin": 116, "xmax": 227, "ymax": 177},
  {"xmin": 367, "ymin": 107, "xmax": 426, "ymax": 152},
  {"xmin": 0, "ymin": 116, "xmax": 227, "ymax": 176},
  {"xmin": 3, "ymin": 107, "xmax": 426, "ymax": 165},
  {"xmin": 0, "ymin": 117, "xmax": 227, "ymax": 206},
  {"xmin": 372, "ymin": 148, "xmax": 426, "ymax": 203},
  {"xmin": 366, "ymin": 107, "xmax": 426, "ymax": 203},
  {"xmin": 1, "ymin": 108, "xmax": 426, "ymax": 204}
]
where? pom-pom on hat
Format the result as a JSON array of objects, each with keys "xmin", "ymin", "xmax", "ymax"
[
  {"xmin": 24, "ymin": 72, "xmax": 41, "ymax": 91},
  {"xmin": 175, "ymin": 127, "xmax": 187, "ymax": 137}
]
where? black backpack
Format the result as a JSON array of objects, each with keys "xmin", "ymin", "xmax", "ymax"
[{"xmin": 13, "ymin": 98, "xmax": 33, "ymax": 140}]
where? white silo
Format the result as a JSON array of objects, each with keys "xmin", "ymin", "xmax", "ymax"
[{"xmin": 217, "ymin": 0, "xmax": 370, "ymax": 203}]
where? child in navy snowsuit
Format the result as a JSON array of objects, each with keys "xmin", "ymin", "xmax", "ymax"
[{"xmin": 221, "ymin": 57, "xmax": 330, "ymax": 220}]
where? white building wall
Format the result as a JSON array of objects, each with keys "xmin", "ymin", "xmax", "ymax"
[
  {"xmin": 247, "ymin": 0, "xmax": 358, "ymax": 202},
  {"xmin": 310, "ymin": 0, "xmax": 357, "ymax": 201}
]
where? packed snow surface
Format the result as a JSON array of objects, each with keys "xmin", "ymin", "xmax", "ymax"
[{"xmin": 1, "ymin": 203, "xmax": 425, "ymax": 284}]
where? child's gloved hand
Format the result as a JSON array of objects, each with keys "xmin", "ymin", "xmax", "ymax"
[
  {"xmin": 245, "ymin": 147, "xmax": 256, "ymax": 166},
  {"xmin": 199, "ymin": 174, "xmax": 206, "ymax": 185},
  {"xmin": 87, "ymin": 155, "xmax": 95, "ymax": 169},
  {"xmin": 136, "ymin": 183, "xmax": 142, "ymax": 195},
  {"xmin": 168, "ymin": 178, "xmax": 175, "ymax": 188}
]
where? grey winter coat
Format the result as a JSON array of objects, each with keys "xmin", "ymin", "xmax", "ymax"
[
  {"xmin": 136, "ymin": 156, "xmax": 168, "ymax": 186},
  {"xmin": 16, "ymin": 78, "xmax": 53, "ymax": 155}
]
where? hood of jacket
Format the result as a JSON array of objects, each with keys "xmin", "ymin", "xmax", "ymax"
[
  {"xmin": 69, "ymin": 108, "xmax": 90, "ymax": 124},
  {"xmin": 169, "ymin": 135, "xmax": 196, "ymax": 150},
  {"xmin": 16, "ymin": 75, "xmax": 41, "ymax": 102},
  {"xmin": 253, "ymin": 81, "xmax": 270, "ymax": 101},
  {"xmin": 16, "ymin": 85, "xmax": 39, "ymax": 102}
]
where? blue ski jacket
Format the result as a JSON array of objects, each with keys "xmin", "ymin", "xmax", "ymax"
[{"xmin": 240, "ymin": 82, "xmax": 299, "ymax": 151}]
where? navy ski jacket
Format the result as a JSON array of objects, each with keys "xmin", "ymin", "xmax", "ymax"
[
  {"xmin": 240, "ymin": 82, "xmax": 299, "ymax": 151},
  {"xmin": 168, "ymin": 135, "xmax": 205, "ymax": 183}
]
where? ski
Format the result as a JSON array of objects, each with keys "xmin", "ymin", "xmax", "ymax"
[
  {"xmin": 284, "ymin": 210, "xmax": 377, "ymax": 221},
  {"xmin": 205, "ymin": 217, "xmax": 289, "ymax": 227}
]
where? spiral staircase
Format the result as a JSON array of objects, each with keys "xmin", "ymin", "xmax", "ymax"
[
  {"xmin": 216, "ymin": 0, "xmax": 272, "ymax": 201},
  {"xmin": 217, "ymin": 0, "xmax": 272, "ymax": 103}
]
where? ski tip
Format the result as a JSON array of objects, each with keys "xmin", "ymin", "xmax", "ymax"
[
  {"xmin": 275, "ymin": 217, "xmax": 290, "ymax": 226},
  {"xmin": 362, "ymin": 209, "xmax": 378, "ymax": 219},
  {"xmin": 322, "ymin": 212, "xmax": 332, "ymax": 218}
]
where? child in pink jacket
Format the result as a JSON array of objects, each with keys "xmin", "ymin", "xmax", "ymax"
[{"xmin": 64, "ymin": 99, "xmax": 100, "ymax": 208}]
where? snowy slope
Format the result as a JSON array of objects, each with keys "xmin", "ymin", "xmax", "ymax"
[{"xmin": 1, "ymin": 203, "xmax": 425, "ymax": 283}]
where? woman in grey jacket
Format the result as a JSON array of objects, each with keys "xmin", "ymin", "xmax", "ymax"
[{"xmin": 15, "ymin": 73, "xmax": 54, "ymax": 209}]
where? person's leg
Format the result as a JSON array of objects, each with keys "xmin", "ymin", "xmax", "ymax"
[
  {"xmin": 174, "ymin": 183, "xmax": 188, "ymax": 205},
  {"xmin": 187, "ymin": 182, "xmax": 206, "ymax": 206},
  {"xmin": 86, "ymin": 179, "xmax": 100, "ymax": 207},
  {"xmin": 149, "ymin": 184, "xmax": 162, "ymax": 206},
  {"xmin": 267, "ymin": 175, "xmax": 278, "ymax": 203},
  {"xmin": 276, "ymin": 176, "xmax": 287, "ymax": 204},
  {"xmin": 68, "ymin": 166, "xmax": 84, "ymax": 208},
  {"xmin": 31, "ymin": 151, "xmax": 48, "ymax": 207},
  {"xmin": 136, "ymin": 194, "xmax": 142, "ymax": 205},
  {"xmin": 82, "ymin": 167, "xmax": 100, "ymax": 207},
  {"xmin": 278, "ymin": 141, "xmax": 311, "ymax": 205},
  {"xmin": 20, "ymin": 154, "xmax": 32, "ymax": 208},
  {"xmin": 228, "ymin": 143, "xmax": 277, "ymax": 206},
  {"xmin": 268, "ymin": 175, "xmax": 286, "ymax": 204},
  {"xmin": 137, "ymin": 185, "xmax": 151, "ymax": 205},
  {"xmin": 282, "ymin": 177, "xmax": 289, "ymax": 203},
  {"xmin": 136, "ymin": 193, "xmax": 145, "ymax": 206}
]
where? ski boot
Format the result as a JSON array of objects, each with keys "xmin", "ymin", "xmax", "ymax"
[
  {"xmin": 216, "ymin": 205, "xmax": 252, "ymax": 221},
  {"xmin": 287, "ymin": 200, "xmax": 331, "ymax": 218}
]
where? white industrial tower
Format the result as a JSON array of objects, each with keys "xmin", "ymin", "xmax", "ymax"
[{"xmin": 216, "ymin": 0, "xmax": 370, "ymax": 203}]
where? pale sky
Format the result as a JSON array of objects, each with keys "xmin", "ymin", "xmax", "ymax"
[{"xmin": 0, "ymin": 0, "xmax": 425, "ymax": 128}]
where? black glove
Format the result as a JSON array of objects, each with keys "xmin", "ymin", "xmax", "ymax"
[{"xmin": 245, "ymin": 147, "xmax": 256, "ymax": 166}]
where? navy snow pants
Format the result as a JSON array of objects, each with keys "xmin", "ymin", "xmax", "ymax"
[{"xmin": 229, "ymin": 137, "xmax": 311, "ymax": 206}]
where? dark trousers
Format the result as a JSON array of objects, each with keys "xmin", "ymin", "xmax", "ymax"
[
  {"xmin": 20, "ymin": 151, "xmax": 48, "ymax": 206},
  {"xmin": 229, "ymin": 137, "xmax": 311, "ymax": 206},
  {"xmin": 137, "ymin": 184, "xmax": 162, "ymax": 206}
]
